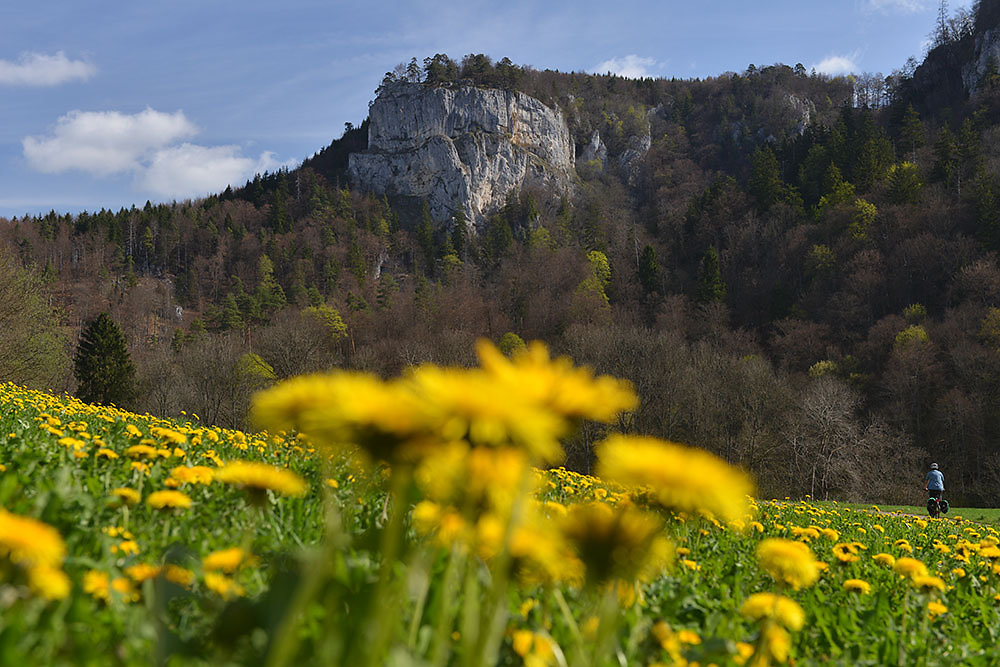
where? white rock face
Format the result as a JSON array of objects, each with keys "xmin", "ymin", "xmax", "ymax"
[
  {"xmin": 965, "ymin": 26, "xmax": 1000, "ymax": 94},
  {"xmin": 348, "ymin": 82, "xmax": 574, "ymax": 229}
]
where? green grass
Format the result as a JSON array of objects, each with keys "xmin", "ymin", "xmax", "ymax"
[{"xmin": 816, "ymin": 501, "xmax": 1000, "ymax": 524}]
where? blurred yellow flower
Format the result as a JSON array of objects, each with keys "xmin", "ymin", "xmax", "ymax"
[
  {"xmin": 595, "ymin": 434, "xmax": 753, "ymax": 523},
  {"xmin": 204, "ymin": 572, "xmax": 245, "ymax": 599},
  {"xmin": 893, "ymin": 557, "xmax": 929, "ymax": 579},
  {"xmin": 843, "ymin": 578, "xmax": 871, "ymax": 594},
  {"xmin": 756, "ymin": 538, "xmax": 819, "ymax": 590},
  {"xmin": 111, "ymin": 487, "xmax": 140, "ymax": 505},
  {"xmin": 203, "ymin": 547, "xmax": 249, "ymax": 574},
  {"xmin": 147, "ymin": 490, "xmax": 192, "ymax": 509},
  {"xmin": 912, "ymin": 575, "xmax": 946, "ymax": 594},
  {"xmin": 214, "ymin": 461, "xmax": 306, "ymax": 497},
  {"xmin": 0, "ymin": 509, "xmax": 66, "ymax": 568},
  {"xmin": 873, "ymin": 552, "xmax": 896, "ymax": 567},
  {"xmin": 739, "ymin": 592, "xmax": 805, "ymax": 631},
  {"xmin": 559, "ymin": 502, "xmax": 670, "ymax": 585}
]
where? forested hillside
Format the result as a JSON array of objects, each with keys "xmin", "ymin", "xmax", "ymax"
[{"xmin": 5, "ymin": 2, "xmax": 1000, "ymax": 504}]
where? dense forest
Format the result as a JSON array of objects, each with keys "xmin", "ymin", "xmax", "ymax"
[{"xmin": 5, "ymin": 2, "xmax": 1000, "ymax": 505}]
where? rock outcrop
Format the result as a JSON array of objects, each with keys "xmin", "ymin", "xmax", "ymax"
[{"xmin": 348, "ymin": 82, "xmax": 574, "ymax": 230}]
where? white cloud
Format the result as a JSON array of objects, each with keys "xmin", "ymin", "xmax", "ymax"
[
  {"xmin": 138, "ymin": 144, "xmax": 286, "ymax": 198},
  {"xmin": 0, "ymin": 51, "xmax": 96, "ymax": 86},
  {"xmin": 813, "ymin": 54, "xmax": 860, "ymax": 76},
  {"xmin": 23, "ymin": 108, "xmax": 290, "ymax": 200},
  {"xmin": 23, "ymin": 108, "xmax": 197, "ymax": 175},
  {"xmin": 864, "ymin": 0, "xmax": 927, "ymax": 13},
  {"xmin": 591, "ymin": 55, "xmax": 660, "ymax": 79}
]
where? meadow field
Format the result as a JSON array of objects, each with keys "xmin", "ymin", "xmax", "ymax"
[{"xmin": 1, "ymin": 341, "xmax": 999, "ymax": 666}]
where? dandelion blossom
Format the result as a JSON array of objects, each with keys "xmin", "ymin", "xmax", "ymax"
[
  {"xmin": 147, "ymin": 490, "xmax": 192, "ymax": 510},
  {"xmin": 739, "ymin": 592, "xmax": 806, "ymax": 631},
  {"xmin": 595, "ymin": 434, "xmax": 753, "ymax": 523},
  {"xmin": 214, "ymin": 461, "xmax": 306, "ymax": 497},
  {"xmin": 756, "ymin": 538, "xmax": 820, "ymax": 590},
  {"xmin": 843, "ymin": 578, "xmax": 871, "ymax": 594}
]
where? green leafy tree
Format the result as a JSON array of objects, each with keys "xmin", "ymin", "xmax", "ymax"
[
  {"xmin": 932, "ymin": 124, "xmax": 957, "ymax": 188},
  {"xmin": 850, "ymin": 198, "xmax": 877, "ymax": 240},
  {"xmin": 73, "ymin": 313, "xmax": 136, "ymax": 406},
  {"xmin": 0, "ymin": 247, "xmax": 70, "ymax": 388},
  {"xmin": 748, "ymin": 146, "xmax": 785, "ymax": 211},
  {"xmin": 638, "ymin": 245, "xmax": 660, "ymax": 294},
  {"xmin": 498, "ymin": 332, "xmax": 527, "ymax": 356},
  {"xmin": 886, "ymin": 162, "xmax": 923, "ymax": 205},
  {"xmin": 696, "ymin": 246, "xmax": 726, "ymax": 304},
  {"xmin": 899, "ymin": 104, "xmax": 924, "ymax": 158},
  {"xmin": 255, "ymin": 255, "xmax": 287, "ymax": 320},
  {"xmin": 416, "ymin": 201, "xmax": 436, "ymax": 275}
]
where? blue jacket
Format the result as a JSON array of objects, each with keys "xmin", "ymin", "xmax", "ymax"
[{"xmin": 925, "ymin": 470, "xmax": 944, "ymax": 491}]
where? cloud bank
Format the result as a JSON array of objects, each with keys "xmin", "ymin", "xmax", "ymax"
[
  {"xmin": 0, "ymin": 51, "xmax": 96, "ymax": 86},
  {"xmin": 591, "ymin": 55, "xmax": 660, "ymax": 79},
  {"xmin": 23, "ymin": 108, "xmax": 288, "ymax": 199},
  {"xmin": 812, "ymin": 54, "xmax": 860, "ymax": 76}
]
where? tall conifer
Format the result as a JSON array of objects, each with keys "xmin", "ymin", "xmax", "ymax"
[{"xmin": 73, "ymin": 313, "xmax": 136, "ymax": 406}]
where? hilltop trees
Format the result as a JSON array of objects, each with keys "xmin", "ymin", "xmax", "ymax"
[{"xmin": 74, "ymin": 313, "xmax": 135, "ymax": 407}]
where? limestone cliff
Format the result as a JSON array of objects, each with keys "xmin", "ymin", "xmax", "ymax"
[{"xmin": 348, "ymin": 82, "xmax": 574, "ymax": 230}]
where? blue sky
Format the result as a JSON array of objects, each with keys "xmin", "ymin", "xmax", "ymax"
[{"xmin": 0, "ymin": 0, "xmax": 971, "ymax": 217}]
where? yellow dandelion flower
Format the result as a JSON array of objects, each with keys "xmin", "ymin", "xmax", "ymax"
[
  {"xmin": 843, "ymin": 578, "xmax": 871, "ymax": 594},
  {"xmin": 125, "ymin": 563, "xmax": 161, "ymax": 583},
  {"xmin": 251, "ymin": 371, "xmax": 428, "ymax": 461},
  {"xmin": 475, "ymin": 339, "xmax": 638, "ymax": 423},
  {"xmin": 739, "ymin": 592, "xmax": 806, "ymax": 631},
  {"xmin": 595, "ymin": 434, "xmax": 753, "ymax": 523},
  {"xmin": 112, "ymin": 540, "xmax": 139, "ymax": 556},
  {"xmin": 83, "ymin": 570, "xmax": 110, "ymax": 602},
  {"xmin": 893, "ymin": 557, "xmax": 929, "ymax": 579},
  {"xmin": 756, "ymin": 538, "xmax": 820, "ymax": 590},
  {"xmin": 204, "ymin": 572, "xmax": 245, "ymax": 599},
  {"xmin": 169, "ymin": 465, "xmax": 214, "ymax": 485},
  {"xmin": 559, "ymin": 502, "xmax": 669, "ymax": 585},
  {"xmin": 912, "ymin": 575, "xmax": 946, "ymax": 593},
  {"xmin": 202, "ymin": 547, "xmax": 249, "ymax": 574},
  {"xmin": 163, "ymin": 564, "xmax": 194, "ymax": 587},
  {"xmin": 979, "ymin": 544, "xmax": 1000, "ymax": 559},
  {"xmin": 873, "ymin": 552, "xmax": 896, "ymax": 567},
  {"xmin": 125, "ymin": 444, "xmax": 158, "ymax": 459},
  {"xmin": 927, "ymin": 600, "xmax": 948, "ymax": 618},
  {"xmin": 111, "ymin": 577, "xmax": 139, "ymax": 602},
  {"xmin": 146, "ymin": 490, "xmax": 192, "ymax": 509},
  {"xmin": 677, "ymin": 629, "xmax": 701, "ymax": 645},
  {"xmin": 28, "ymin": 564, "xmax": 70, "ymax": 600},
  {"xmin": 111, "ymin": 487, "xmax": 141, "ymax": 505},
  {"xmin": 214, "ymin": 461, "xmax": 306, "ymax": 497},
  {"xmin": 832, "ymin": 542, "xmax": 861, "ymax": 563},
  {"xmin": 0, "ymin": 509, "xmax": 66, "ymax": 568},
  {"xmin": 512, "ymin": 629, "xmax": 534, "ymax": 657}
]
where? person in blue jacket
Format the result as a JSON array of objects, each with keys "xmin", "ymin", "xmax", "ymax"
[{"xmin": 924, "ymin": 462, "xmax": 944, "ymax": 500}]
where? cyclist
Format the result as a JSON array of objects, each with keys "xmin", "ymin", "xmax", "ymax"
[{"xmin": 925, "ymin": 463, "xmax": 944, "ymax": 516}]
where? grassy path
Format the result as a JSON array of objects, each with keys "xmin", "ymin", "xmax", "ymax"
[{"xmin": 813, "ymin": 501, "xmax": 1000, "ymax": 524}]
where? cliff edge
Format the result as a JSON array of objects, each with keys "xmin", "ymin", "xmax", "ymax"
[{"xmin": 348, "ymin": 82, "xmax": 575, "ymax": 230}]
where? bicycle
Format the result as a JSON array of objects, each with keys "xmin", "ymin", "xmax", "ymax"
[{"xmin": 926, "ymin": 496, "xmax": 949, "ymax": 518}]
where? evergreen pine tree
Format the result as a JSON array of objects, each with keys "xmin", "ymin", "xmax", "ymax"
[
  {"xmin": 416, "ymin": 201, "xmax": 436, "ymax": 275},
  {"xmin": 696, "ymin": 246, "xmax": 727, "ymax": 304},
  {"xmin": 73, "ymin": 313, "xmax": 136, "ymax": 406},
  {"xmin": 638, "ymin": 245, "xmax": 660, "ymax": 294}
]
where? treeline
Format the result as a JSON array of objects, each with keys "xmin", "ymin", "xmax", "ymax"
[{"xmin": 8, "ymin": 15, "xmax": 1000, "ymax": 502}]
